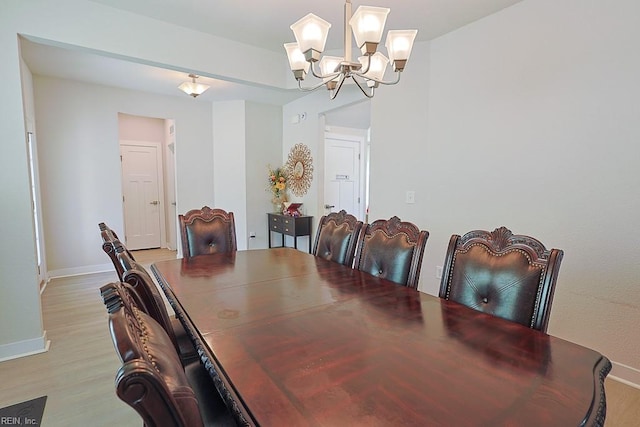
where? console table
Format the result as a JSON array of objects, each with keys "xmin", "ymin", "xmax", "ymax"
[{"xmin": 267, "ymin": 213, "xmax": 313, "ymax": 253}]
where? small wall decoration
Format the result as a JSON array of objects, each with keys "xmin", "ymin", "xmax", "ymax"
[{"xmin": 284, "ymin": 143, "xmax": 314, "ymax": 197}]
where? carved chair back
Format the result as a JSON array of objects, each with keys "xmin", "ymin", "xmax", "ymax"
[
  {"xmin": 114, "ymin": 243, "xmax": 181, "ymax": 351},
  {"xmin": 312, "ymin": 210, "xmax": 363, "ymax": 267},
  {"xmin": 179, "ymin": 207, "xmax": 237, "ymax": 258},
  {"xmin": 106, "ymin": 290, "xmax": 206, "ymax": 427},
  {"xmin": 99, "ymin": 222, "xmax": 135, "ymax": 281},
  {"xmin": 353, "ymin": 216, "xmax": 429, "ymax": 289},
  {"xmin": 439, "ymin": 226, "xmax": 564, "ymax": 332}
]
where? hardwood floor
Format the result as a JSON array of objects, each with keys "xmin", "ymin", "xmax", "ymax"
[{"xmin": 1, "ymin": 248, "xmax": 638, "ymax": 426}]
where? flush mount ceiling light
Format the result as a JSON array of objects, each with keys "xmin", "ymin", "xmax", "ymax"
[
  {"xmin": 284, "ymin": 0, "xmax": 417, "ymax": 99},
  {"xmin": 178, "ymin": 74, "xmax": 210, "ymax": 98}
]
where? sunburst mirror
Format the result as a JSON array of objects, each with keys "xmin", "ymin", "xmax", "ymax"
[{"xmin": 284, "ymin": 143, "xmax": 314, "ymax": 197}]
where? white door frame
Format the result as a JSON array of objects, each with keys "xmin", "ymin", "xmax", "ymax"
[
  {"xmin": 26, "ymin": 127, "xmax": 47, "ymax": 289},
  {"xmin": 164, "ymin": 120, "xmax": 178, "ymax": 250}
]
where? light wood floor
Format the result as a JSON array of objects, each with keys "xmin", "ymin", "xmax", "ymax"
[{"xmin": 1, "ymin": 248, "xmax": 638, "ymax": 426}]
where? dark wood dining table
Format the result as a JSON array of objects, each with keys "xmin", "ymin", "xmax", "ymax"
[{"xmin": 151, "ymin": 248, "xmax": 611, "ymax": 427}]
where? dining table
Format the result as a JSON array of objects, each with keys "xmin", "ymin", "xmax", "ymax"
[{"xmin": 151, "ymin": 248, "xmax": 611, "ymax": 427}]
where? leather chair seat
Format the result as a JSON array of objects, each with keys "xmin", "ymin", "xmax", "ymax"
[{"xmin": 184, "ymin": 361, "xmax": 237, "ymax": 426}]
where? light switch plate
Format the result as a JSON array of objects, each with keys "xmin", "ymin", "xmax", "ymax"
[{"xmin": 406, "ymin": 190, "xmax": 416, "ymax": 204}]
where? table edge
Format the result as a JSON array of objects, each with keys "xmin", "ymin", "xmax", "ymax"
[{"xmin": 150, "ymin": 263, "xmax": 257, "ymax": 427}]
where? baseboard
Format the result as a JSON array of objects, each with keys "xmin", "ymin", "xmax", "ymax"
[
  {"xmin": 0, "ymin": 331, "xmax": 50, "ymax": 362},
  {"xmin": 609, "ymin": 361, "xmax": 640, "ymax": 389},
  {"xmin": 48, "ymin": 263, "xmax": 114, "ymax": 279}
]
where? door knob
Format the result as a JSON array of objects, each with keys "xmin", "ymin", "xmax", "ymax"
[
  {"xmin": 150, "ymin": 201, "xmax": 159, "ymax": 205},
  {"xmin": 324, "ymin": 204, "xmax": 335, "ymax": 209}
]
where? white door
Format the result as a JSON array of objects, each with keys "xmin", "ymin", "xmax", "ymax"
[
  {"xmin": 324, "ymin": 135, "xmax": 363, "ymax": 219},
  {"xmin": 121, "ymin": 143, "xmax": 163, "ymax": 250}
]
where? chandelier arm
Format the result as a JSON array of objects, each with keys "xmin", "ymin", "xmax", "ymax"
[
  {"xmin": 358, "ymin": 54, "xmax": 372, "ymax": 75},
  {"xmin": 298, "ymin": 79, "xmax": 328, "ymax": 92},
  {"xmin": 310, "ymin": 61, "xmax": 341, "ymax": 80},
  {"xmin": 329, "ymin": 74, "xmax": 348, "ymax": 100},
  {"xmin": 351, "ymin": 77, "xmax": 375, "ymax": 99},
  {"xmin": 354, "ymin": 70, "xmax": 402, "ymax": 86}
]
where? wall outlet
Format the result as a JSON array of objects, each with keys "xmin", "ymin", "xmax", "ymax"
[{"xmin": 435, "ymin": 266, "xmax": 443, "ymax": 279}]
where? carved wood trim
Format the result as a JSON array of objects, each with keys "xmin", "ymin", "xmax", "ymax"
[{"xmin": 152, "ymin": 266, "xmax": 254, "ymax": 426}]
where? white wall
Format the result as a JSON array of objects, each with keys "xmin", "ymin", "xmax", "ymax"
[
  {"xmin": 0, "ymin": 46, "xmax": 46, "ymax": 360},
  {"xmin": 245, "ymin": 102, "xmax": 283, "ymax": 250},
  {"xmin": 119, "ymin": 113, "xmax": 165, "ymax": 142},
  {"xmin": 387, "ymin": 0, "xmax": 640, "ymax": 383},
  {"xmin": 280, "ymin": 0, "xmax": 640, "ymax": 385},
  {"xmin": 211, "ymin": 101, "xmax": 284, "ymax": 251},
  {"xmin": 212, "ymin": 101, "xmax": 248, "ymax": 250},
  {"xmin": 34, "ymin": 76, "xmax": 214, "ymax": 275},
  {"xmin": 0, "ymin": 0, "xmax": 290, "ymax": 359}
]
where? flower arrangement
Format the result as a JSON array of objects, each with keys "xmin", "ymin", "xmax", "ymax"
[{"xmin": 267, "ymin": 165, "xmax": 288, "ymax": 211}]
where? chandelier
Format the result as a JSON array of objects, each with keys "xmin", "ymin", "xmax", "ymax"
[
  {"xmin": 178, "ymin": 74, "xmax": 210, "ymax": 98},
  {"xmin": 284, "ymin": 0, "xmax": 417, "ymax": 99}
]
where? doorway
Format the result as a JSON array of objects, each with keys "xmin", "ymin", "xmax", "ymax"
[
  {"xmin": 118, "ymin": 113, "xmax": 177, "ymax": 251},
  {"xmin": 323, "ymin": 131, "xmax": 367, "ymax": 220},
  {"xmin": 322, "ymin": 101, "xmax": 371, "ymax": 221},
  {"xmin": 120, "ymin": 141, "xmax": 165, "ymax": 250}
]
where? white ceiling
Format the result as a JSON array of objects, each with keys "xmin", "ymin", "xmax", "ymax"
[
  {"xmin": 86, "ymin": 0, "xmax": 523, "ymax": 53},
  {"xmin": 21, "ymin": 0, "xmax": 523, "ymax": 114}
]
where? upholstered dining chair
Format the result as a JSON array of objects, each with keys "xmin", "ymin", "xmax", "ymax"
[
  {"xmin": 312, "ymin": 210, "xmax": 363, "ymax": 267},
  {"xmin": 114, "ymin": 243, "xmax": 198, "ymax": 364},
  {"xmin": 105, "ymin": 287, "xmax": 235, "ymax": 427},
  {"xmin": 438, "ymin": 226, "xmax": 564, "ymax": 333},
  {"xmin": 179, "ymin": 207, "xmax": 237, "ymax": 258},
  {"xmin": 353, "ymin": 216, "xmax": 429, "ymax": 289},
  {"xmin": 99, "ymin": 222, "xmax": 135, "ymax": 281}
]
